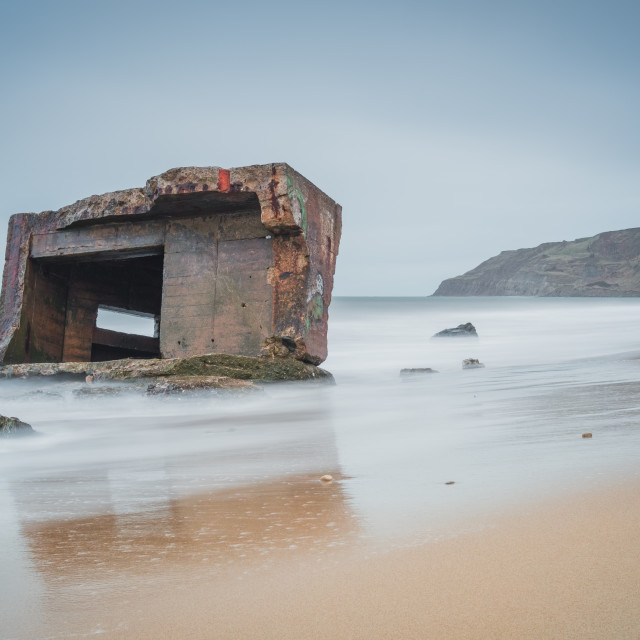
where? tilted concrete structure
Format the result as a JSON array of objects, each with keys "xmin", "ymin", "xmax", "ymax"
[{"xmin": 0, "ymin": 164, "xmax": 341, "ymax": 365}]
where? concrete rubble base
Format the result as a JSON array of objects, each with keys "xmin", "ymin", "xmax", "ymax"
[{"xmin": 0, "ymin": 353, "xmax": 334, "ymax": 396}]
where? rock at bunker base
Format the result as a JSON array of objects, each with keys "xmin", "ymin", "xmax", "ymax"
[
  {"xmin": 0, "ymin": 415, "xmax": 35, "ymax": 437},
  {"xmin": 0, "ymin": 353, "xmax": 335, "ymax": 384},
  {"xmin": 146, "ymin": 376, "xmax": 259, "ymax": 395},
  {"xmin": 433, "ymin": 323, "xmax": 478, "ymax": 338},
  {"xmin": 462, "ymin": 358, "xmax": 485, "ymax": 369}
]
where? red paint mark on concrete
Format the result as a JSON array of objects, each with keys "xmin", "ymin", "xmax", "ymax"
[{"xmin": 218, "ymin": 169, "xmax": 230, "ymax": 192}]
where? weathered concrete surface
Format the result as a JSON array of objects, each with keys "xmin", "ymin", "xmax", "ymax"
[
  {"xmin": 0, "ymin": 164, "xmax": 341, "ymax": 365},
  {"xmin": 0, "ymin": 354, "xmax": 334, "ymax": 384}
]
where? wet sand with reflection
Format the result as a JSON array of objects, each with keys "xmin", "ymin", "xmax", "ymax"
[
  {"xmin": 13, "ymin": 477, "xmax": 640, "ymax": 640},
  {"xmin": 23, "ymin": 472, "xmax": 355, "ymax": 583}
]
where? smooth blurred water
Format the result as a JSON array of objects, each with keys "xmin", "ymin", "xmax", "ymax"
[{"xmin": 2, "ymin": 296, "xmax": 640, "ymax": 638}]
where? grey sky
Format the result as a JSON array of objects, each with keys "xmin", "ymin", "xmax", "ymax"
[{"xmin": 1, "ymin": 0, "xmax": 638, "ymax": 295}]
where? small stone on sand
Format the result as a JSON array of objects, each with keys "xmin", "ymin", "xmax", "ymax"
[
  {"xmin": 582, "ymin": 433, "xmax": 592, "ymax": 439},
  {"xmin": 320, "ymin": 475, "xmax": 333, "ymax": 483},
  {"xmin": 85, "ymin": 374, "xmax": 94, "ymax": 384},
  {"xmin": 445, "ymin": 481, "xmax": 455, "ymax": 485}
]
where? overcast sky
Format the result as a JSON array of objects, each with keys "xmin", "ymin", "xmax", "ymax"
[{"xmin": 1, "ymin": 0, "xmax": 638, "ymax": 295}]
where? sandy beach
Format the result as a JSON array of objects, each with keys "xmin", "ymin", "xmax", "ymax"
[
  {"xmin": 4, "ymin": 297, "xmax": 640, "ymax": 639},
  {"xmin": 14, "ymin": 477, "xmax": 639, "ymax": 640},
  {"xmin": 125, "ymin": 482, "xmax": 640, "ymax": 639}
]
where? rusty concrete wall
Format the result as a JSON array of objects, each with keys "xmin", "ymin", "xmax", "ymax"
[
  {"xmin": 158, "ymin": 208, "xmax": 273, "ymax": 359},
  {"xmin": 212, "ymin": 236, "xmax": 273, "ymax": 356},
  {"xmin": 212, "ymin": 208, "xmax": 274, "ymax": 357},
  {"xmin": 281, "ymin": 167, "xmax": 341, "ymax": 362},
  {"xmin": 0, "ymin": 213, "xmax": 37, "ymax": 361},
  {"xmin": 3, "ymin": 260, "xmax": 68, "ymax": 363},
  {"xmin": 29, "ymin": 263, "xmax": 68, "ymax": 362},
  {"xmin": 160, "ymin": 216, "xmax": 218, "ymax": 359},
  {"xmin": 0, "ymin": 164, "xmax": 341, "ymax": 365}
]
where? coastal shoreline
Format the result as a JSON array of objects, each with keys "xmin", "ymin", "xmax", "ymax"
[
  {"xmin": 17, "ymin": 477, "xmax": 640, "ymax": 640},
  {"xmin": 143, "ymin": 478, "xmax": 640, "ymax": 639}
]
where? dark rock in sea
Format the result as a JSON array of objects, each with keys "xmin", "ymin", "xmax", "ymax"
[
  {"xmin": 0, "ymin": 415, "xmax": 35, "ymax": 438},
  {"xmin": 400, "ymin": 368, "xmax": 439, "ymax": 377},
  {"xmin": 582, "ymin": 432, "xmax": 593, "ymax": 439},
  {"xmin": 433, "ymin": 227, "xmax": 640, "ymax": 297},
  {"xmin": 433, "ymin": 323, "xmax": 478, "ymax": 338},
  {"xmin": 462, "ymin": 358, "xmax": 485, "ymax": 369}
]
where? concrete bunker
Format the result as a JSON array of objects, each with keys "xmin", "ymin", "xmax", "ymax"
[{"xmin": 0, "ymin": 164, "xmax": 341, "ymax": 365}]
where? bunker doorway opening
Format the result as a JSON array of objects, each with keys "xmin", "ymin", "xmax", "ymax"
[
  {"xmin": 27, "ymin": 252, "xmax": 164, "ymax": 363},
  {"xmin": 86, "ymin": 254, "xmax": 164, "ymax": 362}
]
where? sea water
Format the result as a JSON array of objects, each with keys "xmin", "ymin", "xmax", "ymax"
[{"xmin": 2, "ymin": 297, "xmax": 640, "ymax": 638}]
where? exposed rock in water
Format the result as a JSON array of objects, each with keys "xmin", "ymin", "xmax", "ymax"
[
  {"xmin": 146, "ymin": 376, "xmax": 259, "ymax": 395},
  {"xmin": 400, "ymin": 368, "xmax": 439, "ymax": 377},
  {"xmin": 462, "ymin": 358, "xmax": 485, "ymax": 369},
  {"xmin": 0, "ymin": 415, "xmax": 35, "ymax": 437},
  {"xmin": 433, "ymin": 323, "xmax": 478, "ymax": 338},
  {"xmin": 0, "ymin": 354, "xmax": 334, "ymax": 385},
  {"xmin": 433, "ymin": 228, "xmax": 640, "ymax": 296},
  {"xmin": 73, "ymin": 384, "xmax": 147, "ymax": 398}
]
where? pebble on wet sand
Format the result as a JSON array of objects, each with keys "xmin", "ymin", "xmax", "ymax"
[
  {"xmin": 582, "ymin": 433, "xmax": 593, "ymax": 439},
  {"xmin": 320, "ymin": 475, "xmax": 333, "ymax": 483}
]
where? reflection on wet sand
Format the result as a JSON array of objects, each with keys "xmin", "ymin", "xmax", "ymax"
[
  {"xmin": 1, "ymin": 388, "xmax": 361, "ymax": 639},
  {"xmin": 21, "ymin": 472, "xmax": 357, "ymax": 585}
]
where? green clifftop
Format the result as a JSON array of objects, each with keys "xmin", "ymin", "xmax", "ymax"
[{"xmin": 433, "ymin": 228, "xmax": 640, "ymax": 297}]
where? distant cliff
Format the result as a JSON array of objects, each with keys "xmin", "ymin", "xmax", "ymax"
[{"xmin": 433, "ymin": 228, "xmax": 640, "ymax": 297}]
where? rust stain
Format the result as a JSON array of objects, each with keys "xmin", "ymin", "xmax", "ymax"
[
  {"xmin": 24, "ymin": 322, "xmax": 31, "ymax": 360},
  {"xmin": 176, "ymin": 182, "xmax": 198, "ymax": 194},
  {"xmin": 268, "ymin": 165, "xmax": 281, "ymax": 219}
]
